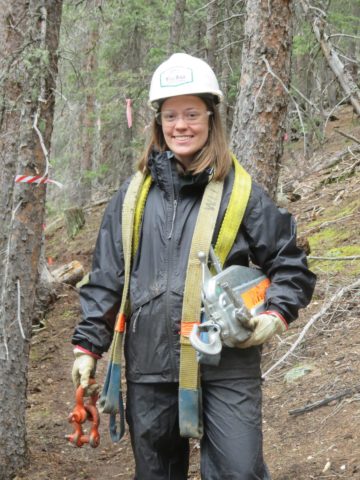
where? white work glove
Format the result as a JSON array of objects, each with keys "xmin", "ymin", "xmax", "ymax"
[
  {"xmin": 71, "ymin": 348, "xmax": 98, "ymax": 394},
  {"xmin": 239, "ymin": 312, "xmax": 287, "ymax": 349}
]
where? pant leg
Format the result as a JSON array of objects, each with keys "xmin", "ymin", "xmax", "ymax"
[
  {"xmin": 126, "ymin": 382, "xmax": 189, "ymax": 480},
  {"xmin": 200, "ymin": 377, "xmax": 270, "ymax": 480}
]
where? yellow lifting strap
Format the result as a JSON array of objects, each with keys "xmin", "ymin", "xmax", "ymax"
[
  {"xmin": 214, "ymin": 154, "xmax": 252, "ymax": 267},
  {"xmin": 133, "ymin": 174, "xmax": 152, "ymax": 257},
  {"xmin": 178, "ymin": 155, "xmax": 251, "ymax": 438},
  {"xmin": 178, "ymin": 178, "xmax": 224, "ymax": 437},
  {"xmin": 133, "ymin": 154, "xmax": 251, "ymax": 267},
  {"xmin": 120, "ymin": 155, "xmax": 252, "ymax": 439},
  {"xmin": 99, "ymin": 170, "xmax": 147, "ymax": 443}
]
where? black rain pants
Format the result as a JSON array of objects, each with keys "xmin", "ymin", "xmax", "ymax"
[{"xmin": 125, "ymin": 377, "xmax": 271, "ymax": 479}]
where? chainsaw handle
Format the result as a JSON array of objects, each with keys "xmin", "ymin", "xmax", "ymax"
[{"xmin": 190, "ymin": 322, "xmax": 222, "ymax": 356}]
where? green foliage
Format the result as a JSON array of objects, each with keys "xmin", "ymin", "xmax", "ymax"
[
  {"xmin": 328, "ymin": 11, "xmax": 360, "ymax": 33},
  {"xmin": 45, "ymin": 201, "xmax": 58, "ymax": 219},
  {"xmin": 50, "ymin": 0, "xmax": 247, "ymax": 211},
  {"xmin": 292, "ymin": 24, "xmax": 315, "ymax": 56},
  {"xmin": 226, "ymin": 65, "xmax": 241, "ymax": 99},
  {"xmin": 23, "ymin": 48, "xmax": 49, "ymax": 70},
  {"xmin": 38, "ymin": 118, "xmax": 46, "ymax": 134},
  {"xmin": 48, "ymin": 0, "xmax": 359, "ymax": 214},
  {"xmin": 83, "ymin": 164, "xmax": 109, "ymax": 182}
]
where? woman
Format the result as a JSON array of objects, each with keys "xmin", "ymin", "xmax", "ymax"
[{"xmin": 71, "ymin": 53, "xmax": 316, "ymax": 479}]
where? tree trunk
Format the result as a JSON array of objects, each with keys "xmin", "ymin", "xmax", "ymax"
[
  {"xmin": 64, "ymin": 207, "xmax": 85, "ymax": 238},
  {"xmin": 168, "ymin": 0, "xmax": 186, "ymax": 53},
  {"xmin": 219, "ymin": 1, "xmax": 231, "ymax": 126},
  {"xmin": 79, "ymin": 18, "xmax": 99, "ymax": 206},
  {"xmin": 204, "ymin": 0, "xmax": 218, "ymax": 68},
  {"xmin": 32, "ymin": 249, "xmax": 57, "ymax": 326},
  {"xmin": 0, "ymin": 2, "xmax": 62, "ymax": 478},
  {"xmin": 348, "ymin": 2, "xmax": 360, "ymax": 82},
  {"xmin": 219, "ymin": 0, "xmax": 246, "ymax": 131},
  {"xmin": 230, "ymin": 0, "xmax": 294, "ymax": 199}
]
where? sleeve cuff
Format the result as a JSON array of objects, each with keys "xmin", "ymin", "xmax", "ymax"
[
  {"xmin": 73, "ymin": 345, "xmax": 102, "ymax": 360},
  {"xmin": 72, "ymin": 338, "xmax": 104, "ymax": 357},
  {"xmin": 263, "ymin": 310, "xmax": 288, "ymax": 329}
]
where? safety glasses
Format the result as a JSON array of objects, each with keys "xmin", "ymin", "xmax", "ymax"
[{"xmin": 155, "ymin": 110, "xmax": 212, "ymax": 126}]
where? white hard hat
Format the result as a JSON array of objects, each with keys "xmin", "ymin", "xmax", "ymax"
[{"xmin": 149, "ymin": 53, "xmax": 223, "ymax": 109}]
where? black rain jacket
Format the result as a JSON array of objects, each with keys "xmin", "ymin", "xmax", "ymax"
[{"xmin": 72, "ymin": 150, "xmax": 316, "ymax": 382}]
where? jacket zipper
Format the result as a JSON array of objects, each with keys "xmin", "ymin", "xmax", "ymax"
[
  {"xmin": 165, "ymin": 193, "xmax": 179, "ymax": 378},
  {"xmin": 168, "ymin": 199, "xmax": 178, "ymax": 239},
  {"xmin": 132, "ymin": 306, "xmax": 142, "ymax": 333}
]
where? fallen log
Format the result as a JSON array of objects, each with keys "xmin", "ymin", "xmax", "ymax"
[{"xmin": 52, "ymin": 260, "xmax": 85, "ymax": 286}]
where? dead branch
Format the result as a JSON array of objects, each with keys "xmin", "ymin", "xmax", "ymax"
[
  {"xmin": 320, "ymin": 156, "xmax": 360, "ymax": 184},
  {"xmin": 334, "ymin": 129, "xmax": 360, "ymax": 145},
  {"xmin": 300, "ymin": 0, "xmax": 360, "ymax": 116},
  {"xmin": 216, "ymin": 40, "xmax": 244, "ymax": 53},
  {"xmin": 83, "ymin": 195, "xmax": 114, "ymax": 210},
  {"xmin": 323, "ymin": 93, "xmax": 351, "ymax": 133},
  {"xmin": 208, "ymin": 13, "xmax": 245, "ymax": 31},
  {"xmin": 348, "ymin": 146, "xmax": 360, "ymax": 161},
  {"xmin": 288, "ymin": 384, "xmax": 360, "ymax": 416},
  {"xmin": 193, "ymin": 0, "xmax": 217, "ymax": 14},
  {"xmin": 262, "ymin": 276, "xmax": 360, "ymax": 380},
  {"xmin": 16, "ymin": 280, "xmax": 26, "ymax": 340},
  {"xmin": 302, "ymin": 213, "xmax": 355, "ymax": 236},
  {"xmin": 308, "ymin": 255, "xmax": 360, "ymax": 261},
  {"xmin": 329, "ymin": 33, "xmax": 360, "ymax": 40},
  {"xmin": 313, "ymin": 145, "xmax": 360, "ymax": 172},
  {"xmin": 32, "ymin": 6, "xmax": 50, "ymax": 179},
  {"xmin": 261, "ymin": 56, "xmax": 307, "ymax": 157},
  {"xmin": 45, "ymin": 216, "xmax": 63, "ymax": 234},
  {"xmin": 291, "ymin": 84, "xmax": 320, "ymax": 112}
]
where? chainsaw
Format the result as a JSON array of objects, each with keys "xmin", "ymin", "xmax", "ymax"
[{"xmin": 189, "ymin": 247, "xmax": 270, "ymax": 365}]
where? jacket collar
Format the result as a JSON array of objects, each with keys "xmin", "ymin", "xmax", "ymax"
[{"xmin": 148, "ymin": 149, "xmax": 212, "ymax": 196}]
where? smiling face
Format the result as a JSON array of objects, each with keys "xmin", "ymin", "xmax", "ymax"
[{"xmin": 160, "ymin": 95, "xmax": 210, "ymax": 168}]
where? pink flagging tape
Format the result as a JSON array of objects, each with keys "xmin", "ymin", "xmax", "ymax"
[
  {"xmin": 126, "ymin": 98, "xmax": 132, "ymax": 128},
  {"xmin": 15, "ymin": 175, "xmax": 63, "ymax": 188}
]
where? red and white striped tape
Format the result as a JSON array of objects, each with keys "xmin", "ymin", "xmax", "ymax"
[{"xmin": 15, "ymin": 175, "xmax": 63, "ymax": 188}]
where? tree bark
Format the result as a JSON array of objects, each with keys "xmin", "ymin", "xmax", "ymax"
[
  {"xmin": 168, "ymin": 0, "xmax": 187, "ymax": 53},
  {"xmin": 64, "ymin": 207, "xmax": 85, "ymax": 238},
  {"xmin": 204, "ymin": 0, "xmax": 218, "ymax": 68},
  {"xmin": 230, "ymin": 0, "xmax": 294, "ymax": 199},
  {"xmin": 219, "ymin": 0, "xmax": 246, "ymax": 131},
  {"xmin": 79, "ymin": 15, "xmax": 99, "ymax": 206},
  {"xmin": 0, "ymin": 2, "xmax": 62, "ymax": 478},
  {"xmin": 32, "ymin": 250, "xmax": 57, "ymax": 326}
]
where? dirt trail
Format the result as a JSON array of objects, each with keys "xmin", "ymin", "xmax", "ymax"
[{"xmin": 17, "ymin": 106, "xmax": 360, "ymax": 479}]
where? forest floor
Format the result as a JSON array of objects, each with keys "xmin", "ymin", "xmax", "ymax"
[{"xmin": 16, "ymin": 105, "xmax": 360, "ymax": 480}]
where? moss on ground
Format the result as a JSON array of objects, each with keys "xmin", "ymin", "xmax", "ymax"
[
  {"xmin": 308, "ymin": 244, "xmax": 360, "ymax": 276},
  {"xmin": 309, "ymin": 226, "xmax": 350, "ymax": 249},
  {"xmin": 304, "ymin": 199, "xmax": 359, "ymax": 231},
  {"xmin": 307, "ymin": 192, "xmax": 360, "ymax": 277}
]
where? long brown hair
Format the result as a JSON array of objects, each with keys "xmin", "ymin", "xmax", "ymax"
[{"xmin": 137, "ymin": 96, "xmax": 232, "ymax": 181}]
